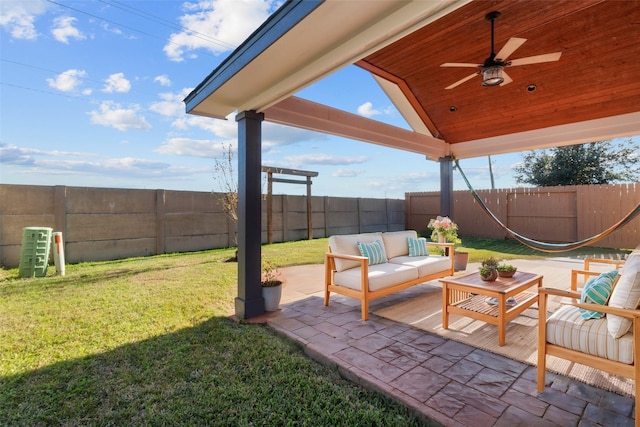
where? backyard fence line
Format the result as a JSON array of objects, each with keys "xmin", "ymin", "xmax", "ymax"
[
  {"xmin": 0, "ymin": 184, "xmax": 404, "ymax": 268},
  {"xmin": 1, "ymin": 183, "xmax": 637, "ymax": 268},
  {"xmin": 406, "ymin": 183, "xmax": 640, "ymax": 251}
]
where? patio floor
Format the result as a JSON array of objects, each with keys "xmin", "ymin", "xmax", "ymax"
[{"xmin": 255, "ymin": 258, "xmax": 635, "ymax": 427}]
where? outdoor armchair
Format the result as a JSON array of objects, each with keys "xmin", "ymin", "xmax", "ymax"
[{"xmin": 538, "ymin": 252, "xmax": 640, "ymax": 425}]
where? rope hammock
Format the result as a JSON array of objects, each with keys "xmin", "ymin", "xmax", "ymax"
[{"xmin": 454, "ymin": 159, "xmax": 640, "ymax": 252}]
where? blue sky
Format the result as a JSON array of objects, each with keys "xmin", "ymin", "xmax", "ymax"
[{"xmin": 1, "ymin": 1, "xmax": 637, "ymax": 199}]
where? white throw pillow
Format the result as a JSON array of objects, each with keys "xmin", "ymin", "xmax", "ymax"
[{"xmin": 608, "ymin": 252, "xmax": 640, "ymax": 338}]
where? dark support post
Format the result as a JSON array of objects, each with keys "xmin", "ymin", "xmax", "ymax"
[
  {"xmin": 306, "ymin": 176, "xmax": 313, "ymax": 240},
  {"xmin": 235, "ymin": 110, "xmax": 264, "ymax": 319},
  {"xmin": 439, "ymin": 156, "xmax": 454, "ymax": 218}
]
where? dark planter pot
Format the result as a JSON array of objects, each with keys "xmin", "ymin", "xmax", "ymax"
[
  {"xmin": 454, "ymin": 252, "xmax": 469, "ymax": 271},
  {"xmin": 498, "ymin": 269, "xmax": 517, "ymax": 278},
  {"xmin": 480, "ymin": 269, "xmax": 498, "ymax": 282}
]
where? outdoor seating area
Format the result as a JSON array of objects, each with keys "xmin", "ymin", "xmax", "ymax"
[
  {"xmin": 267, "ymin": 256, "xmax": 637, "ymax": 426},
  {"xmin": 325, "ymin": 230, "xmax": 454, "ymax": 320}
]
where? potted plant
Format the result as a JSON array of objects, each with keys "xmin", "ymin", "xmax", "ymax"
[
  {"xmin": 479, "ymin": 257, "xmax": 499, "ymax": 281},
  {"xmin": 427, "ymin": 216, "xmax": 461, "ymax": 245},
  {"xmin": 497, "ymin": 263, "xmax": 517, "ymax": 278},
  {"xmin": 261, "ymin": 258, "xmax": 285, "ymax": 311},
  {"xmin": 427, "ymin": 216, "xmax": 465, "ymax": 264}
]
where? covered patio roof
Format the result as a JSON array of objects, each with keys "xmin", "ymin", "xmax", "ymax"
[
  {"xmin": 183, "ymin": 0, "xmax": 640, "ymax": 319},
  {"xmin": 185, "ymin": 0, "xmax": 640, "ymax": 161}
]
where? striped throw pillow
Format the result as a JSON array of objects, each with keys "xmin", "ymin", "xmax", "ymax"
[
  {"xmin": 407, "ymin": 237, "xmax": 429, "ymax": 257},
  {"xmin": 579, "ymin": 270, "xmax": 618, "ymax": 319},
  {"xmin": 356, "ymin": 240, "xmax": 388, "ymax": 265}
]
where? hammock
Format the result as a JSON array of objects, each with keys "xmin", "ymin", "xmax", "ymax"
[{"xmin": 454, "ymin": 159, "xmax": 640, "ymax": 252}]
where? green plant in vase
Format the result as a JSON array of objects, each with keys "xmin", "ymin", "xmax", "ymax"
[
  {"xmin": 479, "ymin": 257, "xmax": 499, "ymax": 281},
  {"xmin": 497, "ymin": 263, "xmax": 517, "ymax": 278}
]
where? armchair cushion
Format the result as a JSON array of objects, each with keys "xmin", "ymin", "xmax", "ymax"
[
  {"xmin": 547, "ymin": 305, "xmax": 634, "ymax": 364},
  {"xmin": 407, "ymin": 237, "xmax": 429, "ymax": 257},
  {"xmin": 608, "ymin": 253, "xmax": 640, "ymax": 338},
  {"xmin": 357, "ymin": 240, "xmax": 388, "ymax": 265},
  {"xmin": 579, "ymin": 270, "xmax": 618, "ymax": 319}
]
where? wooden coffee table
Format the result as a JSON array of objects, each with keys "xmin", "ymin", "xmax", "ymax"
[{"xmin": 440, "ymin": 271, "xmax": 543, "ymax": 346}]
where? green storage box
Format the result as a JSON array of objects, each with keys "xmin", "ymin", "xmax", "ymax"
[{"xmin": 18, "ymin": 227, "xmax": 53, "ymax": 278}]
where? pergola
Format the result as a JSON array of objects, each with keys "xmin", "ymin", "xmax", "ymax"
[{"xmin": 184, "ymin": 0, "xmax": 640, "ymax": 319}]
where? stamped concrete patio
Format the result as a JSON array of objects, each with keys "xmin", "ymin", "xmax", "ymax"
[{"xmin": 258, "ymin": 258, "xmax": 635, "ymax": 427}]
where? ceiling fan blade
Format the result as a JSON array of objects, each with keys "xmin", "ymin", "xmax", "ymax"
[
  {"xmin": 445, "ymin": 72, "xmax": 477, "ymax": 90},
  {"xmin": 441, "ymin": 62, "xmax": 480, "ymax": 68},
  {"xmin": 495, "ymin": 37, "xmax": 526, "ymax": 62},
  {"xmin": 499, "ymin": 71, "xmax": 513, "ymax": 86},
  {"xmin": 509, "ymin": 52, "xmax": 562, "ymax": 66}
]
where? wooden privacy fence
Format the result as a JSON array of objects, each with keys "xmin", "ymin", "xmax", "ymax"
[
  {"xmin": 0, "ymin": 184, "xmax": 404, "ymax": 268},
  {"xmin": 406, "ymin": 184, "xmax": 640, "ymax": 250},
  {"xmin": 2, "ymin": 183, "xmax": 638, "ymax": 268}
]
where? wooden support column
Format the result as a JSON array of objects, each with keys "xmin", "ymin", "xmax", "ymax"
[
  {"xmin": 439, "ymin": 156, "xmax": 454, "ymax": 218},
  {"xmin": 267, "ymin": 171, "xmax": 273, "ymax": 244},
  {"xmin": 262, "ymin": 166, "xmax": 318, "ymax": 242},
  {"xmin": 235, "ymin": 110, "xmax": 264, "ymax": 319}
]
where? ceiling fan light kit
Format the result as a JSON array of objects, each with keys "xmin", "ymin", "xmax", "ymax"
[
  {"xmin": 482, "ymin": 65, "xmax": 504, "ymax": 86},
  {"xmin": 441, "ymin": 10, "xmax": 562, "ymax": 89}
]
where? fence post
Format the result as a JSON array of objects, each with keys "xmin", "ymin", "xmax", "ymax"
[{"xmin": 156, "ymin": 189, "xmax": 165, "ymax": 255}]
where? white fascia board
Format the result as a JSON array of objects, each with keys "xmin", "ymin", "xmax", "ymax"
[
  {"xmin": 372, "ymin": 74, "xmax": 432, "ymax": 136},
  {"xmin": 451, "ymin": 111, "xmax": 640, "ymax": 159}
]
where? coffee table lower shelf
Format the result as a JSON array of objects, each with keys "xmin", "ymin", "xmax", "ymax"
[{"xmin": 441, "ymin": 271, "xmax": 542, "ymax": 346}]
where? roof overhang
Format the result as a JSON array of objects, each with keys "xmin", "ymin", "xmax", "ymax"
[{"xmin": 185, "ymin": 0, "xmax": 640, "ymax": 160}]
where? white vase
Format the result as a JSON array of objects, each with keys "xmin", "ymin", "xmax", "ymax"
[
  {"xmin": 437, "ymin": 232, "xmax": 446, "ymax": 243},
  {"xmin": 262, "ymin": 283, "xmax": 282, "ymax": 311}
]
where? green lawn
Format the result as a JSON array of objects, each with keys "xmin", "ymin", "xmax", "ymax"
[{"xmin": 0, "ymin": 237, "xmax": 628, "ymax": 426}]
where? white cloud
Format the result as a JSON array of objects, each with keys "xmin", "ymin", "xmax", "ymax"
[
  {"xmin": 154, "ymin": 75, "xmax": 172, "ymax": 87},
  {"xmin": 155, "ymin": 137, "xmax": 232, "ymax": 158},
  {"xmin": 357, "ymin": 102, "xmax": 380, "ymax": 117},
  {"xmin": 357, "ymin": 101, "xmax": 396, "ymax": 118},
  {"xmin": 332, "ymin": 168, "xmax": 363, "ymax": 178},
  {"xmin": 102, "ymin": 73, "xmax": 131, "ymax": 93},
  {"xmin": 51, "ymin": 15, "xmax": 85, "ymax": 44},
  {"xmin": 89, "ymin": 101, "xmax": 151, "ymax": 131},
  {"xmin": 0, "ymin": 0, "xmax": 49, "ymax": 40},
  {"xmin": 0, "ymin": 142, "xmax": 94, "ymax": 166},
  {"xmin": 149, "ymin": 89, "xmax": 191, "ymax": 117},
  {"xmin": 284, "ymin": 153, "xmax": 369, "ymax": 167},
  {"xmin": 0, "ymin": 143, "xmax": 206, "ymax": 179},
  {"xmin": 47, "ymin": 69, "xmax": 88, "ymax": 92},
  {"xmin": 163, "ymin": 0, "xmax": 273, "ymax": 61}
]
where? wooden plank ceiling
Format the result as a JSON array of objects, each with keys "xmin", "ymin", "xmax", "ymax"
[{"xmin": 358, "ymin": 0, "xmax": 640, "ymax": 145}]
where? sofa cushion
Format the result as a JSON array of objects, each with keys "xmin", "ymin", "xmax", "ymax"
[
  {"xmin": 329, "ymin": 233, "xmax": 383, "ymax": 272},
  {"xmin": 608, "ymin": 251, "xmax": 640, "ymax": 338},
  {"xmin": 547, "ymin": 305, "xmax": 634, "ymax": 364},
  {"xmin": 407, "ymin": 237, "xmax": 429, "ymax": 257},
  {"xmin": 382, "ymin": 230, "xmax": 417, "ymax": 258},
  {"xmin": 357, "ymin": 240, "xmax": 388, "ymax": 265},
  {"xmin": 332, "ymin": 262, "xmax": 419, "ymax": 292},
  {"xmin": 579, "ymin": 270, "xmax": 618, "ymax": 319},
  {"xmin": 389, "ymin": 255, "xmax": 451, "ymax": 277}
]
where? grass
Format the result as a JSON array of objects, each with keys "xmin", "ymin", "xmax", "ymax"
[{"xmin": 0, "ymin": 237, "xmax": 629, "ymax": 426}]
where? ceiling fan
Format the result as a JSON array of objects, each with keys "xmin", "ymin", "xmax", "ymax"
[{"xmin": 441, "ymin": 11, "xmax": 562, "ymax": 89}]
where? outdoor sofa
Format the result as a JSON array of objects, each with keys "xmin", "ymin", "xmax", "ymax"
[{"xmin": 324, "ymin": 230, "xmax": 454, "ymax": 320}]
